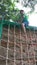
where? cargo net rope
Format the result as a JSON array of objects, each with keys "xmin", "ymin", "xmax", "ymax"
[{"xmin": 0, "ymin": 23, "xmax": 37, "ymax": 65}]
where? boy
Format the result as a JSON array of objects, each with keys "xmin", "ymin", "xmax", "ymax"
[{"xmin": 17, "ymin": 10, "xmax": 29, "ymax": 33}]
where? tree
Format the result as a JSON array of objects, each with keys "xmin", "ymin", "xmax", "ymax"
[
  {"xmin": 0, "ymin": 0, "xmax": 37, "ymax": 21},
  {"xmin": 0, "ymin": 0, "xmax": 19, "ymax": 21},
  {"xmin": 17, "ymin": 0, "xmax": 37, "ymax": 13}
]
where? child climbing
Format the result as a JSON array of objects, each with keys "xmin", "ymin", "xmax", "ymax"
[
  {"xmin": 17, "ymin": 10, "xmax": 29, "ymax": 33},
  {"xmin": 21, "ymin": 10, "xmax": 29, "ymax": 33}
]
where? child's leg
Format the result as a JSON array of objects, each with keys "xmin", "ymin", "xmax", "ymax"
[{"xmin": 21, "ymin": 23, "xmax": 26, "ymax": 33}]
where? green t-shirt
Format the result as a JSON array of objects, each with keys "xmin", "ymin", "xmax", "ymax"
[
  {"xmin": 16, "ymin": 13, "xmax": 24, "ymax": 23},
  {"xmin": 16, "ymin": 12, "xmax": 28, "ymax": 24}
]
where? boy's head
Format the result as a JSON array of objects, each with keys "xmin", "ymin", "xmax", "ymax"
[{"xmin": 20, "ymin": 10, "xmax": 24, "ymax": 14}]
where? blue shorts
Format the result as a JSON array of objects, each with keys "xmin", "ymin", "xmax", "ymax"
[
  {"xmin": 22, "ymin": 21, "xmax": 29, "ymax": 27},
  {"xmin": 22, "ymin": 18, "xmax": 29, "ymax": 27}
]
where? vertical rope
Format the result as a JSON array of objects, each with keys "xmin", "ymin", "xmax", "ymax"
[
  {"xmin": 14, "ymin": 25, "xmax": 16, "ymax": 65},
  {"xmin": 20, "ymin": 28, "xmax": 23, "ymax": 65},
  {"xmin": 33, "ymin": 29, "xmax": 36, "ymax": 65},
  {"xmin": 6, "ymin": 24, "xmax": 10, "ymax": 65},
  {"xmin": 24, "ymin": 29, "xmax": 30, "ymax": 65}
]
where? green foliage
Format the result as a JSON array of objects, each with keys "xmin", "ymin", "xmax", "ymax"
[
  {"xmin": 0, "ymin": 0, "xmax": 30, "ymax": 22},
  {"xmin": 0, "ymin": 0, "xmax": 19, "ymax": 21}
]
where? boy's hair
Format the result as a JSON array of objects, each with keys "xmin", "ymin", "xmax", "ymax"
[{"xmin": 20, "ymin": 10, "xmax": 24, "ymax": 13}]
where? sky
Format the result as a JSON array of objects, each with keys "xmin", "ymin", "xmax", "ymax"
[
  {"xmin": 29, "ymin": 4, "xmax": 37, "ymax": 27},
  {"xmin": 29, "ymin": 13, "xmax": 37, "ymax": 27},
  {"xmin": 12, "ymin": 0, "xmax": 37, "ymax": 27}
]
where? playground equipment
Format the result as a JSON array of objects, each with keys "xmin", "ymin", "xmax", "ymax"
[{"xmin": 0, "ymin": 20, "xmax": 37, "ymax": 65}]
